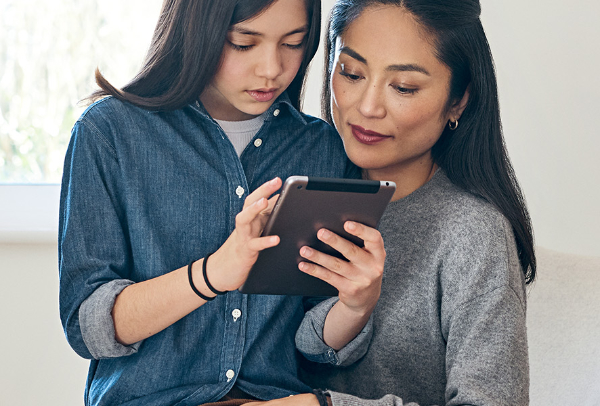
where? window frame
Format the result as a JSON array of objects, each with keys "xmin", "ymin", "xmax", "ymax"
[{"xmin": 0, "ymin": 184, "xmax": 60, "ymax": 244}]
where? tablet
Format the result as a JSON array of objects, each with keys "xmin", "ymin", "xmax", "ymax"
[{"xmin": 238, "ymin": 176, "xmax": 396, "ymax": 296}]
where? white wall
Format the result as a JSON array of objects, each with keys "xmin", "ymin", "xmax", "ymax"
[
  {"xmin": 480, "ymin": 0, "xmax": 600, "ymax": 257},
  {"xmin": 1, "ymin": 1, "xmax": 599, "ymax": 405},
  {"xmin": 0, "ymin": 243, "xmax": 88, "ymax": 405}
]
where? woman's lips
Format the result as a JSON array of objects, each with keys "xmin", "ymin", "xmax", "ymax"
[
  {"xmin": 351, "ymin": 125, "xmax": 391, "ymax": 145},
  {"xmin": 247, "ymin": 89, "xmax": 277, "ymax": 102}
]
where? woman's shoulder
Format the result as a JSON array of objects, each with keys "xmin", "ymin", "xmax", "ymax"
[{"xmin": 427, "ymin": 171, "xmax": 507, "ymax": 229}]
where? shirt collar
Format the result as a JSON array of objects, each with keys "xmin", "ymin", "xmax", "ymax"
[{"xmin": 191, "ymin": 92, "xmax": 307, "ymax": 126}]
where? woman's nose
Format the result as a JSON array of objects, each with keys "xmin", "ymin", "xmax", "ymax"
[{"xmin": 357, "ymin": 84, "xmax": 386, "ymax": 119}]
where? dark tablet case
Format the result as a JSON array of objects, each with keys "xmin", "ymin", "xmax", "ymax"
[{"xmin": 238, "ymin": 176, "xmax": 395, "ymax": 296}]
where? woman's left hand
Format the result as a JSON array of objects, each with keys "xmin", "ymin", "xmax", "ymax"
[
  {"xmin": 244, "ymin": 393, "xmax": 320, "ymax": 405},
  {"xmin": 299, "ymin": 221, "xmax": 385, "ymax": 316},
  {"xmin": 298, "ymin": 221, "xmax": 385, "ymax": 349}
]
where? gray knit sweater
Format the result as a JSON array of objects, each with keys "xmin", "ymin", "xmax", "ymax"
[{"xmin": 296, "ymin": 170, "xmax": 529, "ymax": 406}]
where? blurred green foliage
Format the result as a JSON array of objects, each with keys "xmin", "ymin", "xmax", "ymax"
[{"xmin": 0, "ymin": 0, "xmax": 161, "ymax": 183}]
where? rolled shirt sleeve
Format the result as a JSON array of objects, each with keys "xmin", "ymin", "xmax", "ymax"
[
  {"xmin": 79, "ymin": 279, "xmax": 141, "ymax": 359},
  {"xmin": 296, "ymin": 297, "xmax": 373, "ymax": 367}
]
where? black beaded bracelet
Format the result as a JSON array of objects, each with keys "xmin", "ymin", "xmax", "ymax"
[
  {"xmin": 202, "ymin": 252, "xmax": 227, "ymax": 296},
  {"xmin": 312, "ymin": 389, "xmax": 330, "ymax": 406},
  {"xmin": 188, "ymin": 259, "xmax": 215, "ymax": 301}
]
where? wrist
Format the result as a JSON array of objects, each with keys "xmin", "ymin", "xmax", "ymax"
[
  {"xmin": 203, "ymin": 252, "xmax": 228, "ymax": 295},
  {"xmin": 335, "ymin": 299, "xmax": 375, "ymax": 321},
  {"xmin": 313, "ymin": 389, "xmax": 331, "ymax": 406},
  {"xmin": 189, "ymin": 259, "xmax": 217, "ymax": 301},
  {"xmin": 205, "ymin": 249, "xmax": 231, "ymax": 292}
]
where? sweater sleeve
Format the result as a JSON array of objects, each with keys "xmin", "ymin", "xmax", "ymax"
[{"xmin": 59, "ymin": 118, "xmax": 141, "ymax": 359}]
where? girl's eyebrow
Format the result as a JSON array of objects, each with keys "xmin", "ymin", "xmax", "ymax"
[
  {"xmin": 340, "ymin": 46, "xmax": 431, "ymax": 76},
  {"xmin": 230, "ymin": 25, "xmax": 309, "ymax": 37}
]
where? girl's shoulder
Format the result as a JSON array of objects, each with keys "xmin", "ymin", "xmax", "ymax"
[{"xmin": 77, "ymin": 96, "xmax": 150, "ymax": 125}]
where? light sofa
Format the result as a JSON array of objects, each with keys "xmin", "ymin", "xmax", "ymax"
[{"xmin": 527, "ymin": 247, "xmax": 600, "ymax": 405}]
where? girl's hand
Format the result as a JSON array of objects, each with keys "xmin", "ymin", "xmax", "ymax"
[
  {"xmin": 298, "ymin": 221, "xmax": 385, "ymax": 349},
  {"xmin": 206, "ymin": 177, "xmax": 282, "ymax": 292}
]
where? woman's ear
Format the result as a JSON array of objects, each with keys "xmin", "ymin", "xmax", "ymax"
[{"xmin": 450, "ymin": 85, "xmax": 470, "ymax": 121}]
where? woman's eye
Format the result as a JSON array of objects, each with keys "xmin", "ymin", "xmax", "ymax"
[
  {"xmin": 339, "ymin": 68, "xmax": 362, "ymax": 81},
  {"xmin": 393, "ymin": 85, "xmax": 417, "ymax": 95}
]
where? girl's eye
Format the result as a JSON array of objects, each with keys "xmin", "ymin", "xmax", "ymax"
[
  {"xmin": 392, "ymin": 85, "xmax": 418, "ymax": 95},
  {"xmin": 284, "ymin": 42, "xmax": 304, "ymax": 50},
  {"xmin": 228, "ymin": 41, "xmax": 253, "ymax": 52}
]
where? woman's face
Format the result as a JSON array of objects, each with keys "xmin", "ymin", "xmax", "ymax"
[
  {"xmin": 330, "ymin": 5, "xmax": 465, "ymax": 182},
  {"xmin": 200, "ymin": 0, "xmax": 308, "ymax": 121}
]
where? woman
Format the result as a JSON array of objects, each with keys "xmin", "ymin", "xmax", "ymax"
[
  {"xmin": 58, "ymin": 0, "xmax": 374, "ymax": 405},
  {"xmin": 249, "ymin": 0, "xmax": 536, "ymax": 405}
]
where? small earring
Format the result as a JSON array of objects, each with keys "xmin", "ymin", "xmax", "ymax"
[{"xmin": 448, "ymin": 119, "xmax": 459, "ymax": 131}]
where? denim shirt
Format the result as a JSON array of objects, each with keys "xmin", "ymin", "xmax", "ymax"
[{"xmin": 58, "ymin": 94, "xmax": 360, "ymax": 406}]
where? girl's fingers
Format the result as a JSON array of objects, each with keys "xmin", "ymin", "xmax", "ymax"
[
  {"xmin": 243, "ymin": 177, "xmax": 282, "ymax": 210},
  {"xmin": 235, "ymin": 197, "xmax": 270, "ymax": 229},
  {"xmin": 247, "ymin": 235, "xmax": 280, "ymax": 252}
]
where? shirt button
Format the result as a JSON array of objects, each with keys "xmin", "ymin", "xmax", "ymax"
[
  {"xmin": 254, "ymin": 138, "xmax": 263, "ymax": 147},
  {"xmin": 235, "ymin": 186, "xmax": 244, "ymax": 198},
  {"xmin": 273, "ymin": 109, "xmax": 280, "ymax": 117},
  {"xmin": 226, "ymin": 369, "xmax": 235, "ymax": 381},
  {"xmin": 232, "ymin": 309, "xmax": 241, "ymax": 321}
]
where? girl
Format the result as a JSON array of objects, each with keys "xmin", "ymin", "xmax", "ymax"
[
  {"xmin": 58, "ymin": 0, "xmax": 375, "ymax": 405},
  {"xmin": 250, "ymin": 0, "xmax": 536, "ymax": 405}
]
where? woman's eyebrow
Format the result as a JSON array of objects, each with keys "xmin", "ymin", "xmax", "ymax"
[
  {"xmin": 230, "ymin": 25, "xmax": 309, "ymax": 37},
  {"xmin": 340, "ymin": 46, "xmax": 430, "ymax": 76},
  {"xmin": 386, "ymin": 63, "xmax": 430, "ymax": 76},
  {"xmin": 339, "ymin": 46, "xmax": 366, "ymax": 64}
]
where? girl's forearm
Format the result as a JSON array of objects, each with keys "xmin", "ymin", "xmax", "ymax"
[{"xmin": 112, "ymin": 259, "xmax": 212, "ymax": 345}]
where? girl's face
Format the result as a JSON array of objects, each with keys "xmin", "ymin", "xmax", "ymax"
[
  {"xmin": 330, "ymin": 6, "xmax": 467, "ymax": 187},
  {"xmin": 200, "ymin": 0, "xmax": 308, "ymax": 121}
]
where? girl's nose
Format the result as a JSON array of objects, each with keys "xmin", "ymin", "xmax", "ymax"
[{"xmin": 255, "ymin": 46, "xmax": 284, "ymax": 80}]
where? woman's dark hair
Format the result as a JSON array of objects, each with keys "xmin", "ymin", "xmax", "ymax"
[
  {"xmin": 323, "ymin": 0, "xmax": 536, "ymax": 283},
  {"xmin": 87, "ymin": 0, "xmax": 321, "ymax": 111}
]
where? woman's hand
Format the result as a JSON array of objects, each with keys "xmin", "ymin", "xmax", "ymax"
[
  {"xmin": 207, "ymin": 177, "xmax": 282, "ymax": 292},
  {"xmin": 299, "ymin": 221, "xmax": 385, "ymax": 349},
  {"xmin": 244, "ymin": 393, "xmax": 321, "ymax": 406}
]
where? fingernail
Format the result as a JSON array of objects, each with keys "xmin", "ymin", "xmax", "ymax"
[
  {"xmin": 346, "ymin": 221, "xmax": 356, "ymax": 231},
  {"xmin": 319, "ymin": 229, "xmax": 331, "ymax": 239},
  {"xmin": 301, "ymin": 247, "xmax": 313, "ymax": 257},
  {"xmin": 270, "ymin": 177, "xmax": 279, "ymax": 185}
]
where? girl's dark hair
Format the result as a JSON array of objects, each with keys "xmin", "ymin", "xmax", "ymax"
[
  {"xmin": 87, "ymin": 0, "xmax": 321, "ymax": 111},
  {"xmin": 323, "ymin": 0, "xmax": 536, "ymax": 283}
]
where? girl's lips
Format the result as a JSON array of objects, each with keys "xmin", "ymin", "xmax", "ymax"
[
  {"xmin": 247, "ymin": 89, "xmax": 277, "ymax": 102},
  {"xmin": 350, "ymin": 125, "xmax": 391, "ymax": 145}
]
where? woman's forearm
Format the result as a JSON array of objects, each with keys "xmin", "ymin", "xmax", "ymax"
[{"xmin": 322, "ymin": 300, "xmax": 373, "ymax": 350}]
